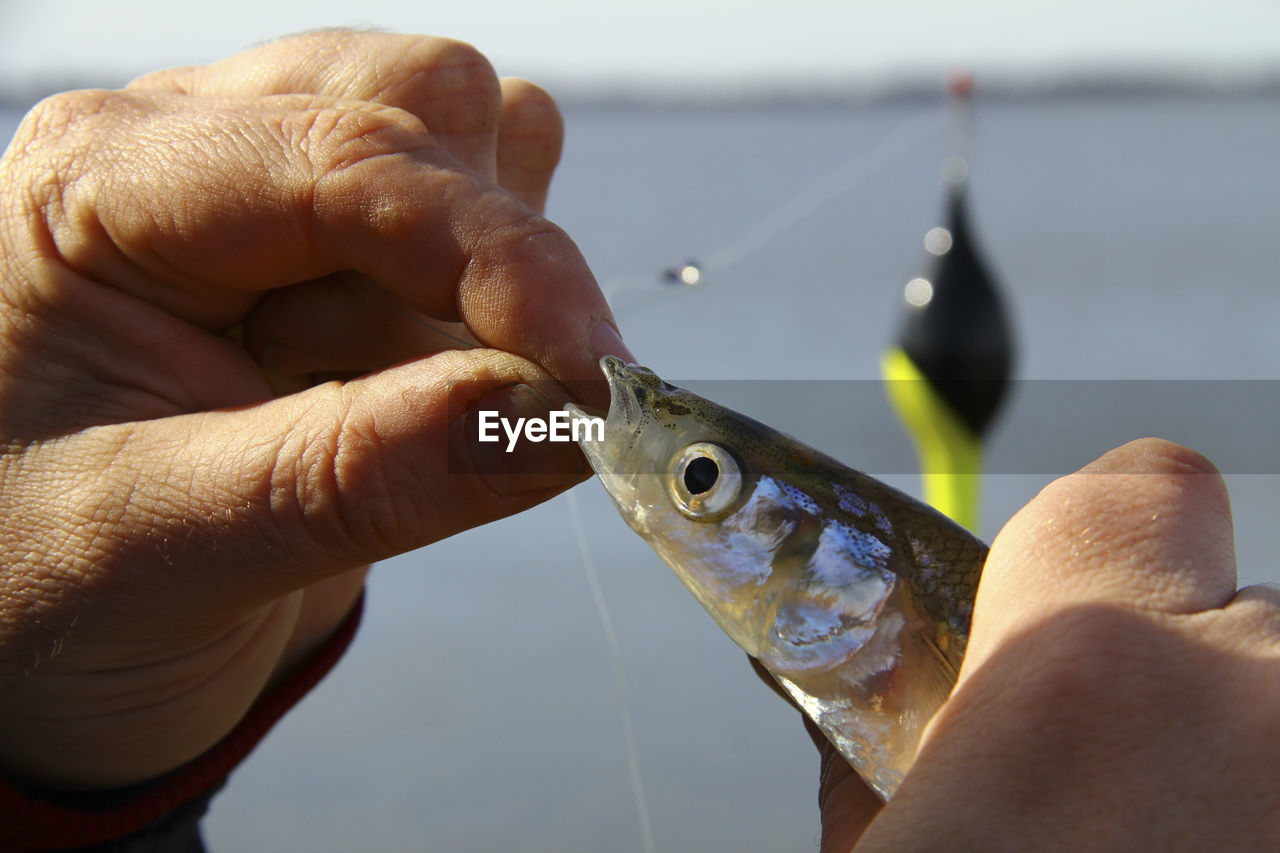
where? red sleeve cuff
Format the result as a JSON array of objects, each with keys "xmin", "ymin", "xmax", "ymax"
[{"xmin": 0, "ymin": 592, "xmax": 364, "ymax": 852}]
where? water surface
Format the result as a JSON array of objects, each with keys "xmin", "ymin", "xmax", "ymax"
[{"xmin": 3, "ymin": 93, "xmax": 1278, "ymax": 851}]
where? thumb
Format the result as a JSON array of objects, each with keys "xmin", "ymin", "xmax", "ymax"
[
  {"xmin": 116, "ymin": 348, "xmax": 586, "ymax": 615},
  {"xmin": 853, "ymin": 439, "xmax": 1238, "ymax": 850},
  {"xmin": 958, "ymin": 436, "xmax": 1236, "ymax": 688}
]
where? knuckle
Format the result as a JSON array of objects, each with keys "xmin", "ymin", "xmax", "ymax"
[
  {"xmin": 2, "ymin": 90, "xmax": 130, "ymax": 263},
  {"xmin": 280, "ymin": 387, "xmax": 406, "ymax": 558},
  {"xmin": 459, "ymin": 200, "xmax": 591, "ymax": 304},
  {"xmin": 272, "ymin": 393, "xmax": 351, "ymax": 552},
  {"xmin": 416, "ymin": 37, "xmax": 501, "ymax": 95},
  {"xmin": 6, "ymin": 90, "xmax": 119, "ymax": 183},
  {"xmin": 12, "ymin": 89, "xmax": 152, "ymax": 157},
  {"xmin": 393, "ymin": 37, "xmax": 503, "ymax": 132},
  {"xmin": 473, "ymin": 200, "xmax": 568, "ymax": 258},
  {"xmin": 15, "ymin": 89, "xmax": 112, "ymax": 144},
  {"xmin": 292, "ymin": 104, "xmax": 429, "ymax": 175}
]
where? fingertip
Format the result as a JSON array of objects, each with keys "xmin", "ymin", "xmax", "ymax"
[
  {"xmin": 980, "ymin": 439, "xmax": 1236, "ymax": 633},
  {"xmin": 497, "ymin": 77, "xmax": 564, "ymax": 212},
  {"xmin": 1081, "ymin": 437, "xmax": 1224, "ymax": 479},
  {"xmin": 498, "ymin": 78, "xmax": 564, "ymax": 154},
  {"xmin": 393, "ymin": 36, "xmax": 504, "ymax": 169},
  {"xmin": 1075, "ymin": 438, "xmax": 1234, "ymax": 570}
]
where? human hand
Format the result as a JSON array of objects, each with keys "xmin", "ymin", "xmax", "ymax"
[
  {"xmin": 816, "ymin": 438, "xmax": 1280, "ymax": 850},
  {"xmin": 0, "ymin": 31, "xmax": 629, "ymax": 789}
]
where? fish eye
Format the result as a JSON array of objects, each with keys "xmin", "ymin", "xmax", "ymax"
[
  {"xmin": 669, "ymin": 442, "xmax": 742, "ymax": 519},
  {"xmin": 683, "ymin": 456, "xmax": 719, "ymax": 495}
]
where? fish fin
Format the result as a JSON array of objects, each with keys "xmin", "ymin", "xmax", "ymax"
[{"xmin": 902, "ymin": 630, "xmax": 960, "ymax": 736}]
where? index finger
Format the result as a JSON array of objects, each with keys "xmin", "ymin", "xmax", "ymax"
[{"xmin": 14, "ymin": 87, "xmax": 627, "ymax": 396}]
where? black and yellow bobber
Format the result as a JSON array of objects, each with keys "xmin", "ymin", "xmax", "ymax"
[{"xmin": 882, "ymin": 75, "xmax": 1014, "ymax": 533}]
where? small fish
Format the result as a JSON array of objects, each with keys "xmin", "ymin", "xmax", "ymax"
[{"xmin": 567, "ymin": 358, "xmax": 987, "ymax": 800}]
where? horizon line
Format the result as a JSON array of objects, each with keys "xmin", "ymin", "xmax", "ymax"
[{"xmin": 3, "ymin": 65, "xmax": 1279, "ymax": 111}]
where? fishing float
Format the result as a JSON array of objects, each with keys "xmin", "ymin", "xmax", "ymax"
[{"xmin": 881, "ymin": 73, "xmax": 1015, "ymax": 534}]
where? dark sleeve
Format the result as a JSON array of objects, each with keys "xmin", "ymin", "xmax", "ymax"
[{"xmin": 0, "ymin": 593, "xmax": 364, "ymax": 852}]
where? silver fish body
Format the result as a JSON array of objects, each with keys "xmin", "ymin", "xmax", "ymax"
[{"xmin": 568, "ymin": 358, "xmax": 987, "ymax": 800}]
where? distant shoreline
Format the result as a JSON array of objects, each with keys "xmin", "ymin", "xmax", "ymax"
[{"xmin": 4, "ymin": 69, "xmax": 1280, "ymax": 112}]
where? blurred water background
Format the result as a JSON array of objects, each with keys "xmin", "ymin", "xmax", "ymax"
[{"xmin": 3, "ymin": 87, "xmax": 1279, "ymax": 851}]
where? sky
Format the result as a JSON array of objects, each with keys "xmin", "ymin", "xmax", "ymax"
[{"xmin": 2, "ymin": 0, "xmax": 1279, "ymax": 97}]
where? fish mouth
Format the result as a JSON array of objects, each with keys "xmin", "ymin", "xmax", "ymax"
[
  {"xmin": 564, "ymin": 356, "xmax": 646, "ymax": 468},
  {"xmin": 565, "ymin": 356, "xmax": 657, "ymax": 509},
  {"xmin": 598, "ymin": 355, "xmax": 654, "ymax": 427}
]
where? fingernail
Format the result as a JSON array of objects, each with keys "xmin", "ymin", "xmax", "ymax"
[
  {"xmin": 590, "ymin": 320, "xmax": 636, "ymax": 365},
  {"xmin": 459, "ymin": 383, "xmax": 587, "ymax": 496}
]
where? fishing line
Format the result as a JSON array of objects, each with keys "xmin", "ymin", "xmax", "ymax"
[
  {"xmin": 348, "ymin": 110, "xmax": 940, "ymax": 345},
  {"xmin": 336, "ymin": 275, "xmax": 662, "ymax": 850},
  {"xmin": 568, "ymin": 488, "xmax": 657, "ymax": 853},
  {"xmin": 601, "ymin": 109, "xmax": 942, "ymax": 304},
  {"xmin": 327, "ymin": 277, "xmax": 658, "ymax": 845}
]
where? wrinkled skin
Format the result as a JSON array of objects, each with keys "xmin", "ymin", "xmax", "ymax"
[
  {"xmin": 0, "ymin": 31, "xmax": 630, "ymax": 789},
  {"xmin": 814, "ymin": 439, "xmax": 1280, "ymax": 851}
]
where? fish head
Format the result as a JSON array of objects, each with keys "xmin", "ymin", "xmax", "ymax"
[{"xmin": 567, "ymin": 357, "xmax": 901, "ymax": 672}]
